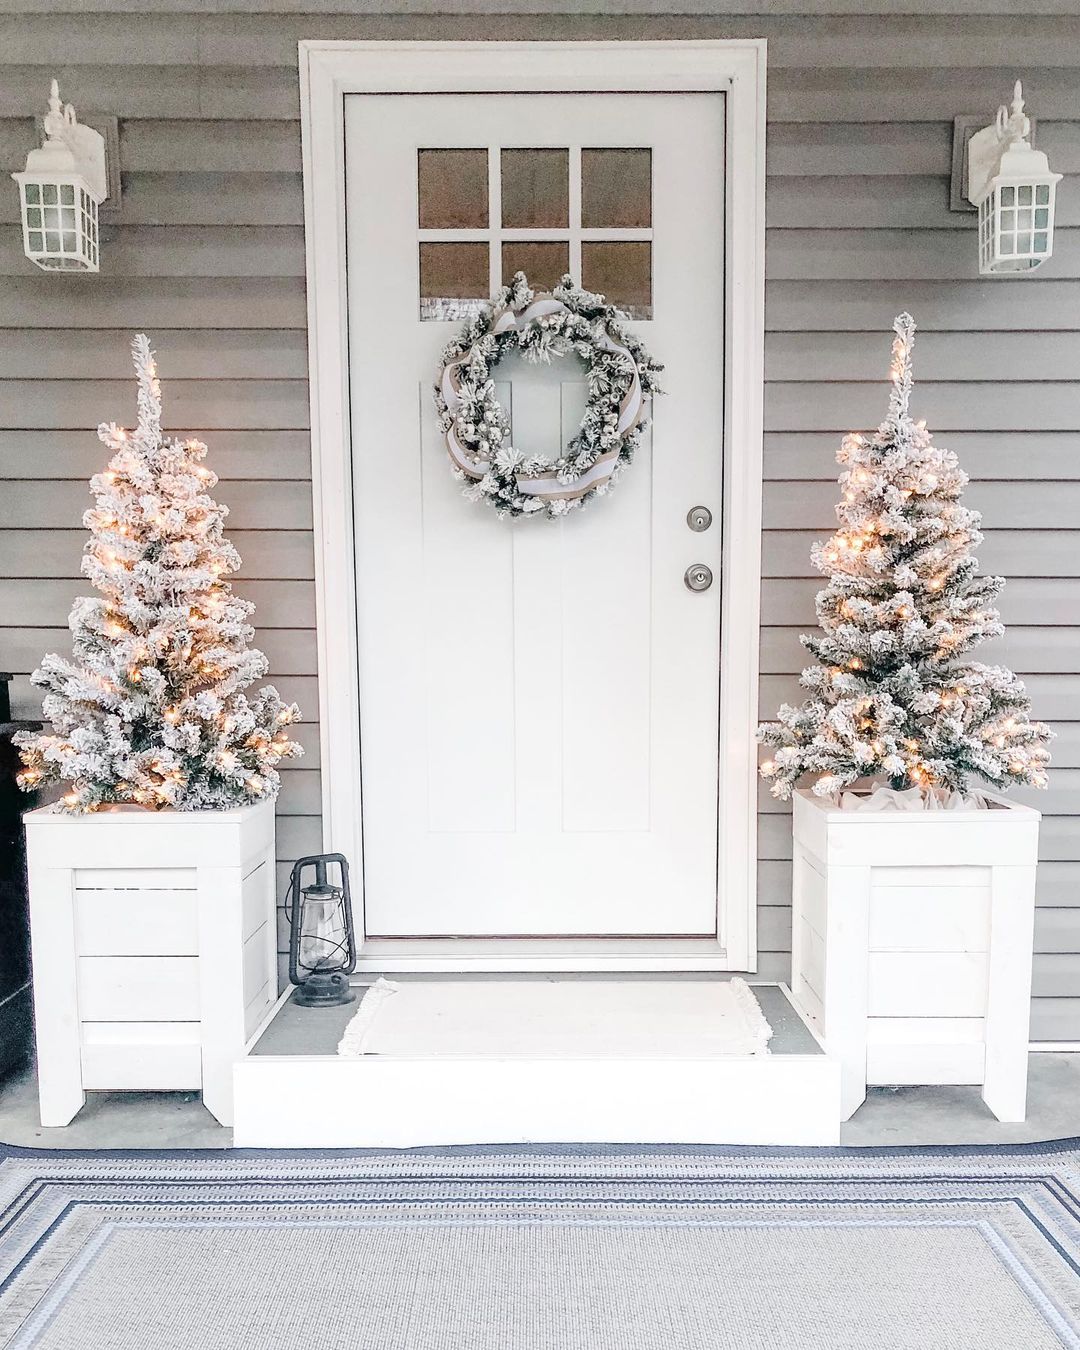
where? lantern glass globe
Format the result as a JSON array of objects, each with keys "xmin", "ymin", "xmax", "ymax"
[{"xmin": 297, "ymin": 885, "xmax": 348, "ymax": 975}]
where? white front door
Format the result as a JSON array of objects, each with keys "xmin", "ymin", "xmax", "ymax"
[{"xmin": 346, "ymin": 92, "xmax": 725, "ymax": 940}]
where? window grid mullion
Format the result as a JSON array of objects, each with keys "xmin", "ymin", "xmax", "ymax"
[
  {"xmin": 417, "ymin": 229, "xmax": 653, "ymax": 243},
  {"xmin": 416, "ymin": 142, "xmax": 654, "ymax": 316},
  {"xmin": 488, "ymin": 145, "xmax": 502, "ymax": 295},
  {"xmin": 568, "ymin": 144, "xmax": 582, "ymax": 284}
]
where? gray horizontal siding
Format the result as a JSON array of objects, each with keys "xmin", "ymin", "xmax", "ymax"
[
  {"xmin": 765, "ymin": 432, "xmax": 1080, "ymax": 479},
  {"xmin": 762, "ymin": 532, "xmax": 1072, "ymax": 577},
  {"xmin": 0, "ymin": 578, "xmax": 315, "ymax": 626},
  {"xmin": 0, "ymin": 6, "xmax": 1076, "ymax": 1034},
  {"xmin": 0, "ymin": 429, "xmax": 310, "ymax": 477},
  {"xmin": 762, "ymin": 579, "xmax": 1080, "ymax": 627},
  {"xmin": 2, "ymin": 529, "xmax": 314, "ymax": 578},
  {"xmin": 6, "ymin": 13, "xmax": 1080, "ymax": 71},
  {"xmin": 5, "ymin": 479, "xmax": 310, "ymax": 528},
  {"xmin": 0, "ymin": 277, "xmax": 307, "ymax": 327},
  {"xmin": 9, "ymin": 2, "xmax": 1080, "ymax": 17},
  {"xmin": 0, "ymin": 332, "xmax": 309, "ymax": 377},
  {"xmin": 766, "ymin": 281, "xmax": 1080, "ymax": 331}
]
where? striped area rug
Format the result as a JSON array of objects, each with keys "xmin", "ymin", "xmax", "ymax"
[{"xmin": 1, "ymin": 1141, "xmax": 1078, "ymax": 1348}]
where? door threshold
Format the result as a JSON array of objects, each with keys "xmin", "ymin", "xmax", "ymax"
[{"xmin": 354, "ymin": 937, "xmax": 736, "ymax": 973}]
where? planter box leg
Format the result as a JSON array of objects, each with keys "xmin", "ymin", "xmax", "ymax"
[
  {"xmin": 983, "ymin": 1067, "xmax": 1027, "ymax": 1123},
  {"xmin": 825, "ymin": 867, "xmax": 871, "ymax": 1121},
  {"xmin": 39, "ymin": 1075, "xmax": 85, "ymax": 1128},
  {"xmin": 27, "ymin": 868, "xmax": 85, "ymax": 1126},
  {"xmin": 982, "ymin": 865, "xmax": 1036, "ymax": 1123},
  {"xmin": 197, "ymin": 866, "xmax": 245, "ymax": 1127}
]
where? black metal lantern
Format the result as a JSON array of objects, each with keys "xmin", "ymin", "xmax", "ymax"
[{"xmin": 285, "ymin": 853, "xmax": 356, "ymax": 1007}]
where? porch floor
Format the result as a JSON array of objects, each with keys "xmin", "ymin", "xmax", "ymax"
[
  {"xmin": 2, "ymin": 1055, "xmax": 1078, "ymax": 1153},
  {"xmin": 0, "ymin": 977, "xmax": 1077, "ymax": 1150},
  {"xmin": 250, "ymin": 980, "xmax": 820, "ymax": 1058}
]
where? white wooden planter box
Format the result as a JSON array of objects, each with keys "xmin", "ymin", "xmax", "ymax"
[
  {"xmin": 790, "ymin": 789, "xmax": 1040, "ymax": 1123},
  {"xmin": 23, "ymin": 798, "xmax": 277, "ymax": 1128}
]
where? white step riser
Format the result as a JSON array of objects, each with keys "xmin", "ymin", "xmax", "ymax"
[{"xmin": 234, "ymin": 1053, "xmax": 843, "ymax": 1149}]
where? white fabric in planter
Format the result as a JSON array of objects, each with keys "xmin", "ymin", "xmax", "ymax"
[{"xmin": 839, "ymin": 786, "xmax": 990, "ymax": 812}]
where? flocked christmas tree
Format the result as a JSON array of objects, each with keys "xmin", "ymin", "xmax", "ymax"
[
  {"xmin": 16, "ymin": 335, "xmax": 302, "ymax": 811},
  {"xmin": 758, "ymin": 313, "xmax": 1051, "ymax": 801}
]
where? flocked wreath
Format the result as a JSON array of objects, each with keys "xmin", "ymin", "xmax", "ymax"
[{"xmin": 434, "ymin": 272, "xmax": 662, "ymax": 519}]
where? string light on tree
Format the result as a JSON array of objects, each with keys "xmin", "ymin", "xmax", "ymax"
[
  {"xmin": 16, "ymin": 334, "xmax": 302, "ymax": 812},
  {"xmin": 757, "ymin": 312, "xmax": 1052, "ymax": 801}
]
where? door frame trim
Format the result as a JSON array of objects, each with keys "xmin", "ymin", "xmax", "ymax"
[{"xmin": 299, "ymin": 39, "xmax": 767, "ymax": 971}]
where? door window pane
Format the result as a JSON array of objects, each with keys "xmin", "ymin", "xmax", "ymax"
[
  {"xmin": 501, "ymin": 241, "xmax": 569, "ymax": 294},
  {"xmin": 418, "ymin": 149, "xmax": 488, "ymax": 229},
  {"xmin": 500, "ymin": 149, "xmax": 569, "ymax": 228},
  {"xmin": 581, "ymin": 241, "xmax": 652, "ymax": 319},
  {"xmin": 581, "ymin": 149, "xmax": 651, "ymax": 229},
  {"xmin": 420, "ymin": 242, "xmax": 489, "ymax": 320}
]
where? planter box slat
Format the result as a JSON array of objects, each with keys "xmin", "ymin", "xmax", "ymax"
[
  {"xmin": 244, "ymin": 981, "xmax": 271, "ymax": 1041},
  {"xmin": 242, "ymin": 922, "xmax": 270, "ymax": 1008},
  {"xmin": 866, "ymin": 951, "xmax": 989, "ymax": 1018},
  {"xmin": 80, "ymin": 1020, "xmax": 202, "ymax": 1090},
  {"xmin": 868, "ymin": 880, "xmax": 990, "ymax": 951},
  {"xmin": 866, "ymin": 1040, "xmax": 985, "ymax": 1086},
  {"xmin": 74, "ymin": 888, "xmax": 199, "ymax": 956},
  {"xmin": 77, "ymin": 955, "xmax": 201, "ymax": 1022},
  {"xmin": 241, "ymin": 860, "xmax": 270, "ymax": 939},
  {"xmin": 73, "ymin": 867, "xmax": 197, "ymax": 891},
  {"xmin": 867, "ymin": 1016, "xmax": 985, "ymax": 1044}
]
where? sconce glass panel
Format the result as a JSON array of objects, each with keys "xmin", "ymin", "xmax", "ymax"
[
  {"xmin": 978, "ymin": 178, "xmax": 1057, "ymax": 275},
  {"xmin": 18, "ymin": 177, "xmax": 100, "ymax": 272}
]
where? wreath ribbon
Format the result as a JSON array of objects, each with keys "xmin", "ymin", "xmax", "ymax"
[{"xmin": 439, "ymin": 291, "xmax": 648, "ymax": 502}]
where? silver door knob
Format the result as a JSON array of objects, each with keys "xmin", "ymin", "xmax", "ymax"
[
  {"xmin": 684, "ymin": 564, "xmax": 713, "ymax": 592},
  {"xmin": 686, "ymin": 506, "xmax": 713, "ymax": 532}
]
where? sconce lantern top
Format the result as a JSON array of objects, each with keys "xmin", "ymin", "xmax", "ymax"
[
  {"xmin": 1000, "ymin": 80, "xmax": 1030, "ymax": 145},
  {"xmin": 20, "ymin": 79, "xmax": 108, "ymax": 202},
  {"xmin": 967, "ymin": 80, "xmax": 1059, "ymax": 208}
]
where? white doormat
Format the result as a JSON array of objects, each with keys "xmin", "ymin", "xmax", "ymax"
[{"xmin": 337, "ymin": 977, "xmax": 772, "ymax": 1059}]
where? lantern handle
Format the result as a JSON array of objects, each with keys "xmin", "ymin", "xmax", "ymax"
[
  {"xmin": 284, "ymin": 853, "xmax": 351, "ymax": 925},
  {"xmin": 285, "ymin": 852, "xmax": 357, "ymax": 990},
  {"xmin": 293, "ymin": 852, "xmax": 350, "ymax": 882}
]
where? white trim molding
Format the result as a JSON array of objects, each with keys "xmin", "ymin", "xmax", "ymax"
[{"xmin": 299, "ymin": 39, "xmax": 767, "ymax": 972}]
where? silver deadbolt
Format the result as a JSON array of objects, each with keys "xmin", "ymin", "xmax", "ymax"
[
  {"xmin": 684, "ymin": 564, "xmax": 714, "ymax": 593},
  {"xmin": 687, "ymin": 505, "xmax": 713, "ymax": 532}
]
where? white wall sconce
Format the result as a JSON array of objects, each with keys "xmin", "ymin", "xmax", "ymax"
[
  {"xmin": 952, "ymin": 81, "xmax": 1062, "ymax": 276},
  {"xmin": 11, "ymin": 80, "xmax": 112, "ymax": 272}
]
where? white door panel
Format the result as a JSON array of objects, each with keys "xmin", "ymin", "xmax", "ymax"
[{"xmin": 346, "ymin": 92, "xmax": 724, "ymax": 937}]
